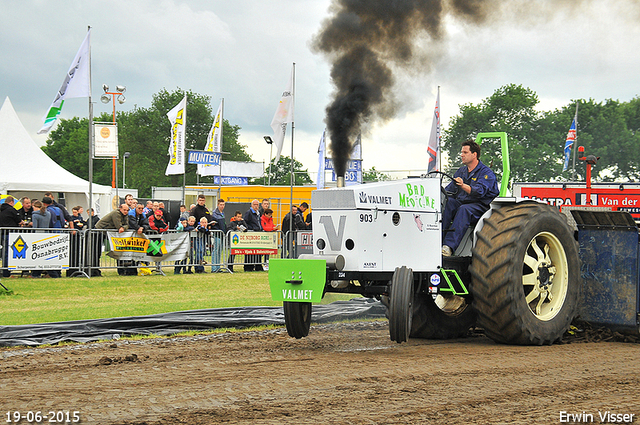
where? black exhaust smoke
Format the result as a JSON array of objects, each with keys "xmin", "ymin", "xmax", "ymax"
[
  {"xmin": 324, "ymin": 46, "xmax": 391, "ymax": 178},
  {"xmin": 312, "ymin": 0, "xmax": 501, "ymax": 178}
]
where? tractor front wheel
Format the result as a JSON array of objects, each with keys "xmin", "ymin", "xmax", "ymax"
[
  {"xmin": 389, "ymin": 266, "xmax": 414, "ymax": 343},
  {"xmin": 283, "ymin": 301, "xmax": 312, "ymax": 339}
]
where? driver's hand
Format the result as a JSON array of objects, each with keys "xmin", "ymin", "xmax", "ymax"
[{"xmin": 454, "ymin": 177, "xmax": 464, "ymax": 186}]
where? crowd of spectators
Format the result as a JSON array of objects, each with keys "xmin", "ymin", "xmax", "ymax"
[{"xmin": 1, "ymin": 193, "xmax": 313, "ymax": 277}]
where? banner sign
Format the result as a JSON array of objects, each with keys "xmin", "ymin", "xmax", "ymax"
[
  {"xmin": 105, "ymin": 232, "xmax": 190, "ymax": 262},
  {"xmin": 7, "ymin": 232, "xmax": 70, "ymax": 270},
  {"xmin": 332, "ymin": 170, "xmax": 360, "ymax": 183},
  {"xmin": 326, "ymin": 158, "xmax": 361, "ymax": 183},
  {"xmin": 213, "ymin": 176, "xmax": 249, "ymax": 185},
  {"xmin": 165, "ymin": 95, "xmax": 187, "ymax": 175},
  {"xmin": 188, "ymin": 150, "xmax": 221, "ymax": 165},
  {"xmin": 515, "ymin": 184, "xmax": 640, "ymax": 221},
  {"xmin": 199, "ymin": 160, "xmax": 264, "ymax": 178},
  {"xmin": 324, "ymin": 158, "xmax": 361, "ymax": 171},
  {"xmin": 295, "ymin": 231, "xmax": 313, "ymax": 257},
  {"xmin": 229, "ymin": 231, "xmax": 278, "ymax": 255},
  {"xmin": 93, "ymin": 123, "xmax": 119, "ymax": 157}
]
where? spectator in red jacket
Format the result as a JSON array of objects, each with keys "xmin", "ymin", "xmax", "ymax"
[
  {"xmin": 149, "ymin": 209, "xmax": 169, "ymax": 233},
  {"xmin": 260, "ymin": 208, "xmax": 277, "ymax": 232}
]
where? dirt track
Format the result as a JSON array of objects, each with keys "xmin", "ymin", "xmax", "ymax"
[{"xmin": 1, "ymin": 321, "xmax": 639, "ymax": 424}]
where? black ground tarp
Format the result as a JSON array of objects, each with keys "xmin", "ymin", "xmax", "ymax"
[{"xmin": 0, "ymin": 298, "xmax": 386, "ymax": 347}]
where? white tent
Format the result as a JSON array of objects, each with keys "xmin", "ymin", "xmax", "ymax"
[{"xmin": 0, "ymin": 96, "xmax": 113, "ymax": 214}]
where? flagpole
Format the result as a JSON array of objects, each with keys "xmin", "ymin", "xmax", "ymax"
[
  {"xmin": 86, "ymin": 25, "xmax": 94, "ymax": 278},
  {"xmin": 289, "ymin": 62, "xmax": 295, "ymax": 254},
  {"xmin": 181, "ymin": 95, "xmax": 187, "ymax": 204},
  {"xmin": 437, "ymin": 86, "xmax": 441, "ymax": 173},
  {"xmin": 571, "ymin": 101, "xmax": 579, "ymax": 181},
  {"xmin": 218, "ymin": 98, "xmax": 224, "ymax": 199},
  {"xmin": 267, "ymin": 142, "xmax": 273, "ymax": 186},
  {"xmin": 182, "ymin": 163, "xmax": 186, "ymax": 204},
  {"xmin": 317, "ymin": 130, "xmax": 325, "ymax": 189},
  {"xmin": 358, "ymin": 133, "xmax": 363, "ymax": 183}
]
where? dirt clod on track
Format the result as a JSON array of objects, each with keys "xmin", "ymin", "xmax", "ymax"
[{"xmin": 1, "ymin": 321, "xmax": 639, "ymax": 424}]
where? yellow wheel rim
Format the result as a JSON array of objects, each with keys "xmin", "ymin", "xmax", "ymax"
[{"xmin": 522, "ymin": 231, "xmax": 569, "ymax": 321}]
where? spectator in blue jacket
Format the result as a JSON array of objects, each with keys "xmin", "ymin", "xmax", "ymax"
[
  {"xmin": 194, "ymin": 217, "xmax": 210, "ymax": 273},
  {"xmin": 30, "ymin": 200, "xmax": 53, "ymax": 278},
  {"xmin": 174, "ymin": 216, "xmax": 196, "ymax": 274}
]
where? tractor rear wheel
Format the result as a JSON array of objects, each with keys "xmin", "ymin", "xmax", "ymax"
[
  {"xmin": 389, "ymin": 266, "xmax": 414, "ymax": 343},
  {"xmin": 470, "ymin": 202, "xmax": 580, "ymax": 345},
  {"xmin": 283, "ymin": 301, "xmax": 312, "ymax": 339}
]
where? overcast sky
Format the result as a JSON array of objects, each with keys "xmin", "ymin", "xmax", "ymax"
[{"xmin": 2, "ymin": 0, "xmax": 639, "ymax": 181}]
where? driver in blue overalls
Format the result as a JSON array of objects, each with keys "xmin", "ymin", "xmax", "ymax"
[{"xmin": 442, "ymin": 140, "xmax": 499, "ymax": 256}]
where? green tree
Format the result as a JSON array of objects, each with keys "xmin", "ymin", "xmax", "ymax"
[
  {"xmin": 42, "ymin": 88, "xmax": 253, "ymax": 197},
  {"xmin": 443, "ymin": 85, "xmax": 640, "ymax": 184},
  {"xmin": 569, "ymin": 98, "xmax": 640, "ymax": 181},
  {"xmin": 443, "ymin": 84, "xmax": 549, "ymax": 185},
  {"xmin": 116, "ymin": 88, "xmax": 217, "ymax": 196},
  {"xmin": 257, "ymin": 155, "xmax": 313, "ymax": 186},
  {"xmin": 362, "ymin": 166, "xmax": 391, "ymax": 182}
]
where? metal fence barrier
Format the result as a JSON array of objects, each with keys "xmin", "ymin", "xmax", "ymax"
[{"xmin": 0, "ymin": 227, "xmax": 311, "ymax": 278}]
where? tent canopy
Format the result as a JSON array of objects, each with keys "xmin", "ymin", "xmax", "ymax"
[{"xmin": 0, "ymin": 97, "xmax": 111, "ymax": 195}]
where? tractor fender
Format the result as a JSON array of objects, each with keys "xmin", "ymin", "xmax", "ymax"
[{"xmin": 472, "ymin": 197, "xmax": 548, "ymax": 249}]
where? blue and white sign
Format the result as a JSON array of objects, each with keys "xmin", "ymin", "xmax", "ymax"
[
  {"xmin": 332, "ymin": 170, "xmax": 359, "ymax": 183},
  {"xmin": 188, "ymin": 150, "xmax": 221, "ymax": 165},
  {"xmin": 324, "ymin": 158, "xmax": 361, "ymax": 171},
  {"xmin": 213, "ymin": 176, "xmax": 249, "ymax": 185},
  {"xmin": 330, "ymin": 159, "xmax": 361, "ymax": 183}
]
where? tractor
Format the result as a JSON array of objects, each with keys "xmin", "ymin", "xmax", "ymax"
[{"xmin": 268, "ymin": 132, "xmax": 639, "ymax": 345}]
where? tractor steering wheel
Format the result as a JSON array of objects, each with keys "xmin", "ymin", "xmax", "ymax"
[
  {"xmin": 426, "ymin": 170, "xmax": 456, "ymax": 210},
  {"xmin": 426, "ymin": 170, "xmax": 456, "ymax": 182}
]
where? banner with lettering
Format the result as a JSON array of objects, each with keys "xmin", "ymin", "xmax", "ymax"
[
  {"xmin": 106, "ymin": 232, "xmax": 190, "ymax": 262},
  {"xmin": 229, "ymin": 231, "xmax": 278, "ymax": 255},
  {"xmin": 165, "ymin": 95, "xmax": 187, "ymax": 176},
  {"xmin": 7, "ymin": 232, "xmax": 70, "ymax": 270},
  {"xmin": 295, "ymin": 231, "xmax": 313, "ymax": 257}
]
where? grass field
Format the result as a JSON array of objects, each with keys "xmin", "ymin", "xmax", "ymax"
[{"xmin": 0, "ymin": 269, "xmax": 357, "ymax": 326}]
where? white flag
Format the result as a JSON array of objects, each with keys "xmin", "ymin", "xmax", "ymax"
[
  {"xmin": 165, "ymin": 95, "xmax": 187, "ymax": 176},
  {"xmin": 317, "ymin": 130, "xmax": 326, "ymax": 189},
  {"xmin": 198, "ymin": 99, "xmax": 223, "ymax": 176},
  {"xmin": 38, "ymin": 29, "xmax": 91, "ymax": 134},
  {"xmin": 270, "ymin": 65, "xmax": 294, "ymax": 164},
  {"xmin": 427, "ymin": 88, "xmax": 441, "ymax": 173}
]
